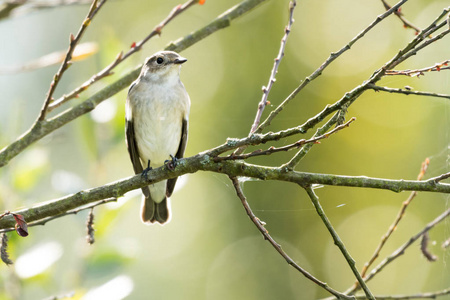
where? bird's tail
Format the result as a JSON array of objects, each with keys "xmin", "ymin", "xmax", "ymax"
[
  {"xmin": 141, "ymin": 196, "xmax": 170, "ymax": 224},
  {"xmin": 140, "ymin": 181, "xmax": 171, "ymax": 225}
]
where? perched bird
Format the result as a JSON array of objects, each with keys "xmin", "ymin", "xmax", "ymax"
[{"xmin": 125, "ymin": 51, "xmax": 190, "ymax": 225}]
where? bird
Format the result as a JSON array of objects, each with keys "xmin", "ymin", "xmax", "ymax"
[{"xmin": 125, "ymin": 51, "xmax": 190, "ymax": 225}]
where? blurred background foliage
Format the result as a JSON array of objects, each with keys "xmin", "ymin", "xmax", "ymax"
[{"xmin": 0, "ymin": 0, "xmax": 449, "ymax": 299}]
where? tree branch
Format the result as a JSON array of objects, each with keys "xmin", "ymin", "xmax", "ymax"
[
  {"xmin": 283, "ymin": 7, "xmax": 450, "ymax": 142},
  {"xmin": 342, "ymin": 207, "xmax": 450, "ymax": 297},
  {"xmin": 353, "ymin": 288, "xmax": 450, "ymax": 299},
  {"xmin": 364, "ymin": 207, "xmax": 450, "ymax": 283},
  {"xmin": 380, "ymin": 0, "xmax": 421, "ymax": 34},
  {"xmin": 358, "ymin": 159, "xmax": 429, "ymax": 281},
  {"xmin": 1, "ymin": 152, "xmax": 449, "ymax": 230},
  {"xmin": 0, "ymin": 198, "xmax": 116, "ymax": 234},
  {"xmin": 368, "ymin": 84, "xmax": 450, "ymax": 100},
  {"xmin": 215, "ymin": 117, "xmax": 355, "ymax": 162},
  {"xmin": 229, "ymin": 177, "xmax": 353, "ymax": 300},
  {"xmin": 282, "ymin": 112, "xmax": 342, "ymax": 171},
  {"xmin": 256, "ymin": 0, "xmax": 410, "ymax": 133},
  {"xmin": 384, "ymin": 60, "xmax": 450, "ymax": 77},
  {"xmin": 0, "ymin": 0, "xmax": 92, "ymax": 20},
  {"xmin": 304, "ymin": 186, "xmax": 375, "ymax": 300},
  {"xmin": 0, "ymin": 0, "xmax": 271, "ymax": 168},
  {"xmin": 47, "ymin": 0, "xmax": 199, "ymax": 112},
  {"xmin": 249, "ymin": 0, "xmax": 296, "ymax": 134},
  {"xmin": 37, "ymin": 0, "xmax": 106, "ymax": 122}
]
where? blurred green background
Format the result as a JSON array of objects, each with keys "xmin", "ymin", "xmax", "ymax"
[{"xmin": 0, "ymin": 0, "xmax": 449, "ymax": 299}]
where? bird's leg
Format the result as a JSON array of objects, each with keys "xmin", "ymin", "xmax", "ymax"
[
  {"xmin": 141, "ymin": 160, "xmax": 152, "ymax": 178},
  {"xmin": 164, "ymin": 154, "xmax": 177, "ymax": 171}
]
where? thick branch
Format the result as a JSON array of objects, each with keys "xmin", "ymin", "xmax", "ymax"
[
  {"xmin": 0, "ymin": 198, "xmax": 116, "ymax": 234},
  {"xmin": 1, "ymin": 153, "xmax": 449, "ymax": 230}
]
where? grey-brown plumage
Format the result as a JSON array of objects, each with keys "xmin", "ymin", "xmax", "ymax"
[{"xmin": 125, "ymin": 51, "xmax": 190, "ymax": 225}]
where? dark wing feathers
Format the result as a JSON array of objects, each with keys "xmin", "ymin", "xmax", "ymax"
[
  {"xmin": 166, "ymin": 118, "xmax": 188, "ymax": 197},
  {"xmin": 125, "ymin": 114, "xmax": 150, "ymax": 198}
]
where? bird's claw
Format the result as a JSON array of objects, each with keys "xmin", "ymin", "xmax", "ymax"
[
  {"xmin": 141, "ymin": 160, "xmax": 152, "ymax": 178},
  {"xmin": 165, "ymin": 154, "xmax": 177, "ymax": 171}
]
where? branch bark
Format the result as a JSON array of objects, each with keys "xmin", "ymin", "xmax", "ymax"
[{"xmin": 1, "ymin": 151, "xmax": 449, "ymax": 230}]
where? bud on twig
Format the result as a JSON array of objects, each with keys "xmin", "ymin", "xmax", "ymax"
[
  {"xmin": 86, "ymin": 208, "xmax": 95, "ymax": 245},
  {"xmin": 1, "ymin": 233, "xmax": 13, "ymax": 265}
]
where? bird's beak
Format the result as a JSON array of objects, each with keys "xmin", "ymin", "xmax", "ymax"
[{"xmin": 174, "ymin": 57, "xmax": 187, "ymax": 64}]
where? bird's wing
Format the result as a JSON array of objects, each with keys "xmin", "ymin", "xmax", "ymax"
[
  {"xmin": 166, "ymin": 117, "xmax": 188, "ymax": 197},
  {"xmin": 125, "ymin": 99, "xmax": 150, "ymax": 198}
]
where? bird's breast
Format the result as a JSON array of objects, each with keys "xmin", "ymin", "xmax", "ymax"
[{"xmin": 128, "ymin": 80, "xmax": 189, "ymax": 167}]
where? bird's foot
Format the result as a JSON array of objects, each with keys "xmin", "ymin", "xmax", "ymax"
[
  {"xmin": 164, "ymin": 155, "xmax": 177, "ymax": 171},
  {"xmin": 141, "ymin": 160, "xmax": 152, "ymax": 178}
]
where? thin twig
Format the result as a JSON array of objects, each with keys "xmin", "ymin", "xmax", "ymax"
[
  {"xmin": 0, "ymin": 0, "xmax": 270, "ymax": 168},
  {"xmin": 0, "ymin": 198, "xmax": 116, "ymax": 234},
  {"xmin": 397, "ymin": 27, "xmax": 450, "ymax": 67},
  {"xmin": 385, "ymin": 60, "xmax": 450, "ymax": 77},
  {"xmin": 0, "ymin": 0, "xmax": 92, "ymax": 20},
  {"xmin": 353, "ymin": 288, "xmax": 450, "ymax": 299},
  {"xmin": 380, "ymin": 0, "xmax": 421, "ymax": 34},
  {"xmin": 256, "ymin": 0, "xmax": 410, "ymax": 133},
  {"xmin": 431, "ymin": 171, "xmax": 450, "ymax": 183},
  {"xmin": 229, "ymin": 177, "xmax": 353, "ymax": 300},
  {"xmin": 284, "ymin": 7, "xmax": 450, "ymax": 144},
  {"xmin": 303, "ymin": 186, "xmax": 375, "ymax": 300},
  {"xmin": 249, "ymin": 0, "xmax": 296, "ymax": 134},
  {"xmin": 342, "ymin": 208, "xmax": 450, "ymax": 296},
  {"xmin": 358, "ymin": 159, "xmax": 429, "ymax": 280},
  {"xmin": 36, "ymin": 0, "xmax": 106, "ymax": 121},
  {"xmin": 364, "ymin": 208, "xmax": 450, "ymax": 281},
  {"xmin": 216, "ymin": 117, "xmax": 355, "ymax": 162},
  {"xmin": 389, "ymin": 17, "xmax": 450, "ymax": 67},
  {"xmin": 282, "ymin": 113, "xmax": 341, "ymax": 171},
  {"xmin": 47, "ymin": 0, "xmax": 198, "ymax": 112},
  {"xmin": 0, "ymin": 42, "xmax": 99, "ymax": 75},
  {"xmin": 368, "ymin": 84, "xmax": 450, "ymax": 100}
]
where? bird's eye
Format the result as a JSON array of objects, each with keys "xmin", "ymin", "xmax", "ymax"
[{"xmin": 156, "ymin": 57, "xmax": 164, "ymax": 64}]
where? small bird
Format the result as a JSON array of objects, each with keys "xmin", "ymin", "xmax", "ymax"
[{"xmin": 125, "ymin": 51, "xmax": 190, "ymax": 225}]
